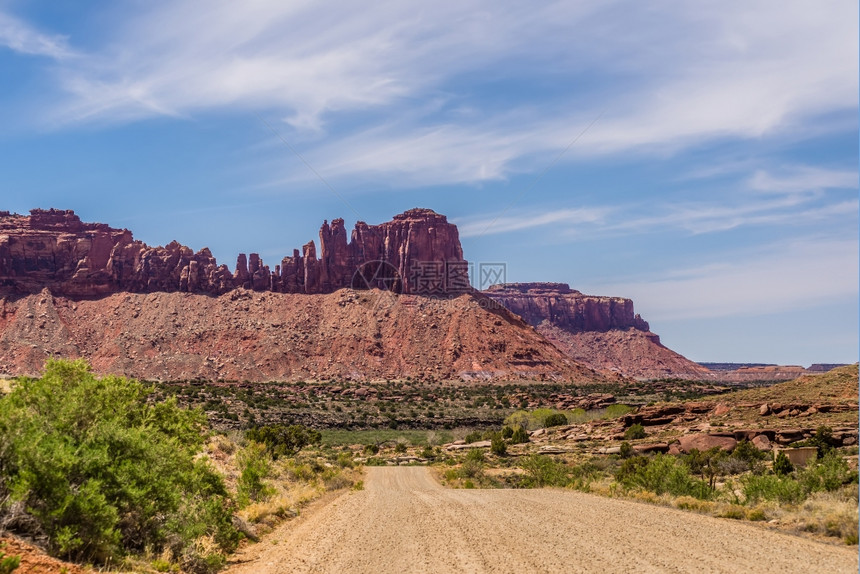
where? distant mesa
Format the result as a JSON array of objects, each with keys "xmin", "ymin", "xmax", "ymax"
[{"xmin": 482, "ymin": 282, "xmax": 710, "ymax": 380}]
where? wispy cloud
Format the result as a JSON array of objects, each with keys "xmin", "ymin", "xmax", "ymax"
[
  {"xmin": 456, "ymin": 207, "xmax": 610, "ymax": 238},
  {"xmin": 749, "ymin": 166, "xmax": 858, "ymax": 194},
  {"xmin": 583, "ymin": 237, "xmax": 859, "ymax": 320},
  {"xmin": 0, "ymin": 11, "xmax": 75, "ymax": 59},
  {"xmin": 4, "ymin": 0, "xmax": 853, "ymax": 185},
  {"xmin": 459, "ymin": 162, "xmax": 859, "ymax": 238}
]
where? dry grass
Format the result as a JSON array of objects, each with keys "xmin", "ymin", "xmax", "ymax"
[
  {"xmin": 788, "ymin": 485, "xmax": 859, "ymax": 544},
  {"xmin": 241, "ymin": 482, "xmax": 321, "ymax": 525}
]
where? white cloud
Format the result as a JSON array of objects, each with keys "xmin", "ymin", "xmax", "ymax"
[
  {"xmin": 4, "ymin": 1, "xmax": 857, "ymax": 185},
  {"xmin": 749, "ymin": 166, "xmax": 858, "ymax": 194},
  {"xmin": 584, "ymin": 238, "xmax": 859, "ymax": 321},
  {"xmin": 457, "ymin": 161, "xmax": 859, "ymax": 238},
  {"xmin": 0, "ymin": 12, "xmax": 74, "ymax": 59},
  {"xmin": 456, "ymin": 207, "xmax": 610, "ymax": 238}
]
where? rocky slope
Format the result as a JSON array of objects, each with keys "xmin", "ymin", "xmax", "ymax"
[
  {"xmin": 483, "ymin": 283, "xmax": 710, "ymax": 380},
  {"xmin": 0, "ymin": 208, "xmax": 465, "ymax": 296},
  {"xmin": 0, "ymin": 288, "xmax": 615, "ymax": 383}
]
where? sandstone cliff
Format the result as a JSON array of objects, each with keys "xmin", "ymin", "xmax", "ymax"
[
  {"xmin": 0, "ymin": 208, "xmax": 466, "ymax": 297},
  {"xmin": 483, "ymin": 283, "xmax": 711, "ymax": 380}
]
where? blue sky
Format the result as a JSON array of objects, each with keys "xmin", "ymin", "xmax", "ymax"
[{"xmin": 0, "ymin": 1, "xmax": 857, "ymax": 365}]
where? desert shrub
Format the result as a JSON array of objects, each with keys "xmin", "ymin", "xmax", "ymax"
[
  {"xmin": 236, "ymin": 442, "xmax": 274, "ymax": 507},
  {"xmin": 490, "ymin": 434, "xmax": 507, "ymax": 456},
  {"xmin": 520, "ymin": 455, "xmax": 569, "ymax": 487},
  {"xmin": 732, "ymin": 439, "xmax": 767, "ymax": 463},
  {"xmin": 773, "ymin": 451, "xmax": 794, "ymax": 476},
  {"xmin": 336, "ymin": 452, "xmax": 355, "ymax": 469},
  {"xmin": 464, "ymin": 431, "xmax": 483, "ymax": 444},
  {"xmin": 501, "ymin": 426, "xmax": 514, "ymax": 439},
  {"xmin": 510, "ymin": 425, "xmax": 530, "ymax": 444},
  {"xmin": 363, "ymin": 443, "xmax": 380, "ymax": 455},
  {"xmin": 683, "ymin": 447, "xmax": 726, "ymax": 489},
  {"xmin": 420, "ymin": 446, "xmax": 436, "ymax": 460},
  {"xmin": 466, "ymin": 448, "xmax": 485, "ymax": 463},
  {"xmin": 742, "ymin": 474, "xmax": 805, "ymax": 504},
  {"xmin": 624, "ymin": 423, "xmax": 646, "ymax": 440},
  {"xmin": 245, "ymin": 424, "xmax": 321, "ymax": 460},
  {"xmin": 543, "ymin": 413, "xmax": 568, "ymax": 428},
  {"xmin": 619, "ymin": 442, "xmax": 634, "ymax": 458},
  {"xmin": 459, "ymin": 459, "xmax": 483, "ymax": 479},
  {"xmin": 394, "ymin": 442, "xmax": 407, "ymax": 453},
  {"xmin": 617, "ymin": 454, "xmax": 710, "ymax": 499},
  {"xmin": 798, "ymin": 452, "xmax": 857, "ymax": 494},
  {"xmin": 0, "ymin": 359, "xmax": 239, "ymax": 567}
]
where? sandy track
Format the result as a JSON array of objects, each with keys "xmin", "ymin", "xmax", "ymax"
[{"xmin": 226, "ymin": 467, "xmax": 857, "ymax": 574}]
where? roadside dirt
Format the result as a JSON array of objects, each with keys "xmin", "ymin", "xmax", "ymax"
[{"xmin": 225, "ymin": 466, "xmax": 857, "ymax": 574}]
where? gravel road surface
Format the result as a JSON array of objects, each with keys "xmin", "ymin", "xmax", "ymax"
[{"xmin": 227, "ymin": 466, "xmax": 857, "ymax": 574}]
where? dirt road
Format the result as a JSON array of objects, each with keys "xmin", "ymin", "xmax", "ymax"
[{"xmin": 227, "ymin": 467, "xmax": 857, "ymax": 574}]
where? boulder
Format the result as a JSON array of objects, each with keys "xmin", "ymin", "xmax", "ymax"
[
  {"xmin": 713, "ymin": 404, "xmax": 730, "ymax": 417},
  {"xmin": 677, "ymin": 433, "xmax": 737, "ymax": 453},
  {"xmin": 759, "ymin": 404, "xmax": 770, "ymax": 416},
  {"xmin": 751, "ymin": 434, "xmax": 771, "ymax": 451}
]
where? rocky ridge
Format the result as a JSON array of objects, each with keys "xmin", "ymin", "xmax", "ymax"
[{"xmin": 0, "ymin": 208, "xmax": 465, "ymax": 297}]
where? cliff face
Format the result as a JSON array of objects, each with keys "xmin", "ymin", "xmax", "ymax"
[
  {"xmin": 483, "ymin": 282, "xmax": 650, "ymax": 334},
  {"xmin": 0, "ymin": 208, "xmax": 466, "ymax": 297},
  {"xmin": 483, "ymin": 283, "xmax": 710, "ymax": 380}
]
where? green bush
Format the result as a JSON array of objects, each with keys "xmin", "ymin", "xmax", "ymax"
[
  {"xmin": 510, "ymin": 425, "xmax": 530, "ymax": 444},
  {"xmin": 363, "ymin": 443, "xmax": 380, "ymax": 455},
  {"xmin": 742, "ymin": 474, "xmax": 805, "ymax": 504},
  {"xmin": 0, "ymin": 359, "xmax": 239, "ymax": 567},
  {"xmin": 465, "ymin": 448, "xmax": 485, "ymax": 463},
  {"xmin": 490, "ymin": 434, "xmax": 507, "ymax": 456},
  {"xmin": 245, "ymin": 424, "xmax": 321, "ymax": 460},
  {"xmin": 501, "ymin": 426, "xmax": 514, "ymax": 439},
  {"xmin": 732, "ymin": 439, "xmax": 767, "ymax": 464},
  {"xmin": 459, "ymin": 459, "xmax": 483, "ymax": 479},
  {"xmin": 619, "ymin": 442, "xmax": 634, "ymax": 458},
  {"xmin": 520, "ymin": 455, "xmax": 569, "ymax": 487},
  {"xmin": 773, "ymin": 451, "xmax": 794, "ymax": 476},
  {"xmin": 798, "ymin": 452, "xmax": 857, "ymax": 493},
  {"xmin": 616, "ymin": 454, "xmax": 710, "ymax": 499},
  {"xmin": 464, "ymin": 431, "xmax": 483, "ymax": 444},
  {"xmin": 624, "ymin": 423, "xmax": 647, "ymax": 440},
  {"xmin": 236, "ymin": 442, "xmax": 273, "ymax": 506},
  {"xmin": 543, "ymin": 413, "xmax": 568, "ymax": 428}
]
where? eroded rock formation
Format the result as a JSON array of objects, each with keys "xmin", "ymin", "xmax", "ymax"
[{"xmin": 0, "ymin": 208, "xmax": 467, "ymax": 297}]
